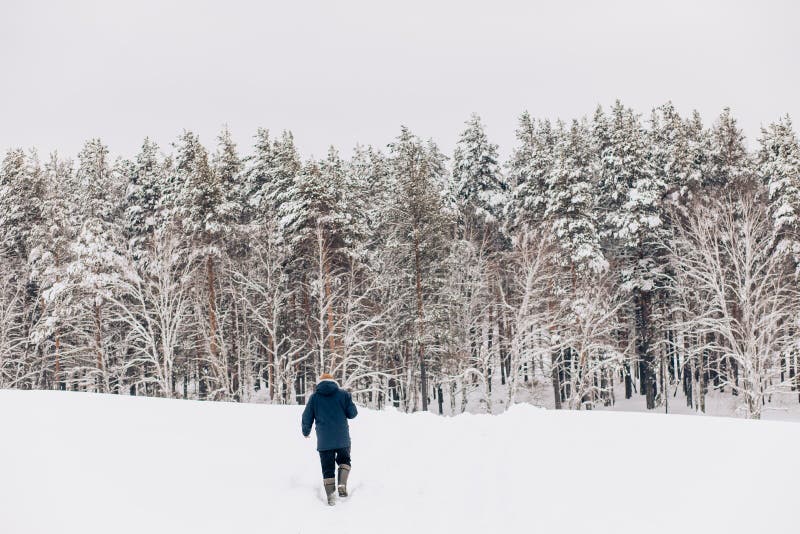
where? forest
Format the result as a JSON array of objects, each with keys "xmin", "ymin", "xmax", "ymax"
[{"xmin": 1, "ymin": 101, "xmax": 799, "ymax": 419}]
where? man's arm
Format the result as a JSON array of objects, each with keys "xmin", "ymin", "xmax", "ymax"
[
  {"xmin": 301, "ymin": 395, "xmax": 315, "ymax": 436},
  {"xmin": 345, "ymin": 391, "xmax": 358, "ymax": 420}
]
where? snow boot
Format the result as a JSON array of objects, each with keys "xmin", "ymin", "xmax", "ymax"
[
  {"xmin": 323, "ymin": 478, "xmax": 337, "ymax": 506},
  {"xmin": 337, "ymin": 464, "xmax": 350, "ymax": 497}
]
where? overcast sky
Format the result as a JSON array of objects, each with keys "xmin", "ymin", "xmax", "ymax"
[{"xmin": 1, "ymin": 0, "xmax": 798, "ymax": 162}]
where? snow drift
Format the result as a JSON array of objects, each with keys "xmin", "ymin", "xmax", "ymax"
[{"xmin": 1, "ymin": 390, "xmax": 797, "ymax": 534}]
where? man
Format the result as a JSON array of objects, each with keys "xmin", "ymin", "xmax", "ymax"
[{"xmin": 301, "ymin": 373, "xmax": 358, "ymax": 506}]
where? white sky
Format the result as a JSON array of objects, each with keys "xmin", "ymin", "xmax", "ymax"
[{"xmin": 1, "ymin": 0, "xmax": 798, "ymax": 162}]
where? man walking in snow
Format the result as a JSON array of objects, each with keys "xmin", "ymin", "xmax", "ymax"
[{"xmin": 302, "ymin": 373, "xmax": 358, "ymax": 506}]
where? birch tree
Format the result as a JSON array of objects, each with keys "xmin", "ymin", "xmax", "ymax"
[{"xmin": 667, "ymin": 190, "xmax": 799, "ymax": 418}]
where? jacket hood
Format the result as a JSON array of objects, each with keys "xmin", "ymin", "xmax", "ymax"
[{"xmin": 316, "ymin": 379, "xmax": 339, "ymax": 396}]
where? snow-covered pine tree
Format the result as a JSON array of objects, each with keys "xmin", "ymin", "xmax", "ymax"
[
  {"xmin": 323, "ymin": 147, "xmax": 371, "ymax": 262},
  {"xmin": 0, "ymin": 149, "xmax": 46, "ymax": 263},
  {"xmin": 543, "ymin": 119, "xmax": 610, "ymax": 408},
  {"xmin": 174, "ymin": 131, "xmax": 221, "ymax": 238},
  {"xmin": 685, "ymin": 111, "xmax": 711, "ymax": 196},
  {"xmin": 173, "ymin": 130, "xmax": 225, "ymax": 399},
  {"xmin": 756, "ymin": 117, "xmax": 800, "ymax": 399},
  {"xmin": 597, "ymin": 102, "xmax": 665, "ymax": 408},
  {"xmin": 279, "ymin": 157, "xmax": 339, "ymax": 379},
  {"xmin": 55, "ymin": 216, "xmax": 127, "ymax": 393},
  {"xmin": 451, "ymin": 114, "xmax": 510, "ymax": 404},
  {"xmin": 269, "ymin": 131, "xmax": 302, "ymax": 218},
  {"xmin": 708, "ymin": 107, "xmax": 750, "ymax": 190},
  {"xmin": 546, "ymin": 119, "xmax": 606, "ymax": 273},
  {"xmin": 506, "ymin": 114, "xmax": 556, "ymax": 237},
  {"xmin": 241, "ymin": 128, "xmax": 274, "ymax": 225},
  {"xmin": 212, "ymin": 126, "xmax": 244, "ymax": 231},
  {"xmin": 597, "ymin": 101, "xmax": 664, "ymax": 258},
  {"xmin": 648, "ymin": 103, "xmax": 705, "ymax": 409},
  {"xmin": 279, "ymin": 151, "xmax": 342, "ymax": 257},
  {"xmin": 387, "ymin": 127, "xmax": 451, "ymax": 411},
  {"xmin": 452, "ymin": 114, "xmax": 507, "ymax": 237},
  {"xmin": 123, "ymin": 138, "xmax": 164, "ymax": 257},
  {"xmin": 76, "ymin": 139, "xmax": 122, "ymax": 224},
  {"xmin": 281, "ymin": 147, "xmax": 373, "ymax": 381},
  {"xmin": 348, "ymin": 144, "xmax": 389, "ymax": 254},
  {"xmin": 0, "ymin": 149, "xmax": 26, "ymax": 259},
  {"xmin": 649, "ymin": 102, "xmax": 703, "ymax": 203},
  {"xmin": 0, "ymin": 149, "xmax": 46, "ymax": 389},
  {"xmin": 28, "ymin": 154, "xmax": 78, "ymax": 379},
  {"xmin": 594, "ymin": 104, "xmax": 626, "ymax": 231},
  {"xmin": 758, "ymin": 115, "xmax": 800, "ymax": 262},
  {"xmin": 211, "ymin": 127, "xmax": 249, "ymax": 398},
  {"xmin": 37, "ymin": 139, "xmax": 128, "ymax": 394}
]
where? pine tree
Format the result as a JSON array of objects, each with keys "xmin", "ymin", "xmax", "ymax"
[
  {"xmin": 546, "ymin": 119, "xmax": 606, "ymax": 273},
  {"xmin": 31, "ymin": 154, "xmax": 78, "ymax": 280},
  {"xmin": 596, "ymin": 102, "xmax": 666, "ymax": 408},
  {"xmin": 388, "ymin": 127, "xmax": 451, "ymax": 411},
  {"xmin": 348, "ymin": 144, "xmax": 389, "ymax": 255},
  {"xmin": 242, "ymin": 128, "xmax": 274, "ymax": 224},
  {"xmin": 685, "ymin": 110, "xmax": 711, "ymax": 195},
  {"xmin": 24, "ymin": 154, "xmax": 77, "ymax": 390},
  {"xmin": 173, "ymin": 131, "xmax": 224, "ymax": 399},
  {"xmin": 615, "ymin": 113, "xmax": 664, "ymax": 286},
  {"xmin": 174, "ymin": 131, "xmax": 221, "ymax": 238},
  {"xmin": 123, "ymin": 138, "xmax": 163, "ymax": 256},
  {"xmin": 213, "ymin": 126, "xmax": 244, "ymax": 228},
  {"xmin": 279, "ymin": 149, "xmax": 357, "ymax": 377},
  {"xmin": 648, "ymin": 104, "xmax": 710, "ymax": 409},
  {"xmin": 758, "ymin": 115, "xmax": 800, "ymax": 260},
  {"xmin": 269, "ymin": 131, "xmax": 302, "ymax": 218},
  {"xmin": 0, "ymin": 149, "xmax": 46, "ymax": 262},
  {"xmin": 280, "ymin": 159, "xmax": 334, "ymax": 254},
  {"xmin": 60, "ymin": 216, "xmax": 126, "ymax": 393},
  {"xmin": 596, "ymin": 101, "xmax": 664, "ymax": 258},
  {"xmin": 649, "ymin": 102, "xmax": 702, "ymax": 202},
  {"xmin": 76, "ymin": 139, "xmax": 120, "ymax": 224},
  {"xmin": 708, "ymin": 107, "xmax": 750, "ymax": 189},
  {"xmin": 543, "ymin": 119, "xmax": 608, "ymax": 410},
  {"xmin": 452, "ymin": 114, "xmax": 507, "ymax": 233},
  {"xmin": 506, "ymin": 113, "xmax": 556, "ymax": 235}
]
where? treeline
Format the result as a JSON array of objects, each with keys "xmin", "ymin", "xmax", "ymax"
[{"xmin": 1, "ymin": 102, "xmax": 800, "ymax": 418}]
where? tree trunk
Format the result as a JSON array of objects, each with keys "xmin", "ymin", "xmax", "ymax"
[
  {"xmin": 93, "ymin": 301, "xmax": 106, "ymax": 393},
  {"xmin": 325, "ymin": 261, "xmax": 336, "ymax": 355},
  {"xmin": 267, "ymin": 332, "xmax": 275, "ymax": 401},
  {"xmin": 551, "ymin": 349, "xmax": 562, "ymax": 410},
  {"xmin": 635, "ymin": 288, "xmax": 656, "ymax": 409},
  {"xmin": 413, "ymin": 233, "xmax": 428, "ymax": 412},
  {"xmin": 202, "ymin": 254, "xmax": 218, "ymax": 400}
]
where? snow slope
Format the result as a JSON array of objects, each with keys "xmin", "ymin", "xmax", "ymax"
[{"xmin": 1, "ymin": 390, "xmax": 797, "ymax": 534}]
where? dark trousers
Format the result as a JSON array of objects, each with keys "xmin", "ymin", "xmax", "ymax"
[{"xmin": 319, "ymin": 447, "xmax": 351, "ymax": 479}]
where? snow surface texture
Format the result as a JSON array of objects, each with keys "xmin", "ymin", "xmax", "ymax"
[{"xmin": 2, "ymin": 390, "xmax": 797, "ymax": 534}]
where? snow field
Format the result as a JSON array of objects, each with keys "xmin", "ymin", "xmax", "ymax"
[{"xmin": 1, "ymin": 389, "xmax": 797, "ymax": 534}]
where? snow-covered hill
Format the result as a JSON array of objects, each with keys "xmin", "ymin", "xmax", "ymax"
[{"xmin": 1, "ymin": 390, "xmax": 797, "ymax": 534}]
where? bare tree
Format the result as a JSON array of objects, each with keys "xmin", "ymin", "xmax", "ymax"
[
  {"xmin": 502, "ymin": 230, "xmax": 559, "ymax": 407},
  {"xmin": 106, "ymin": 230, "xmax": 197, "ymax": 398},
  {"xmin": 0, "ymin": 267, "xmax": 27, "ymax": 388},
  {"xmin": 233, "ymin": 225, "xmax": 306, "ymax": 404},
  {"xmin": 667, "ymin": 190, "xmax": 800, "ymax": 419},
  {"xmin": 552, "ymin": 270, "xmax": 627, "ymax": 409}
]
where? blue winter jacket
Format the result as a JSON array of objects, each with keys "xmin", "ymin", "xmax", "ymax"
[{"xmin": 301, "ymin": 380, "xmax": 358, "ymax": 451}]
